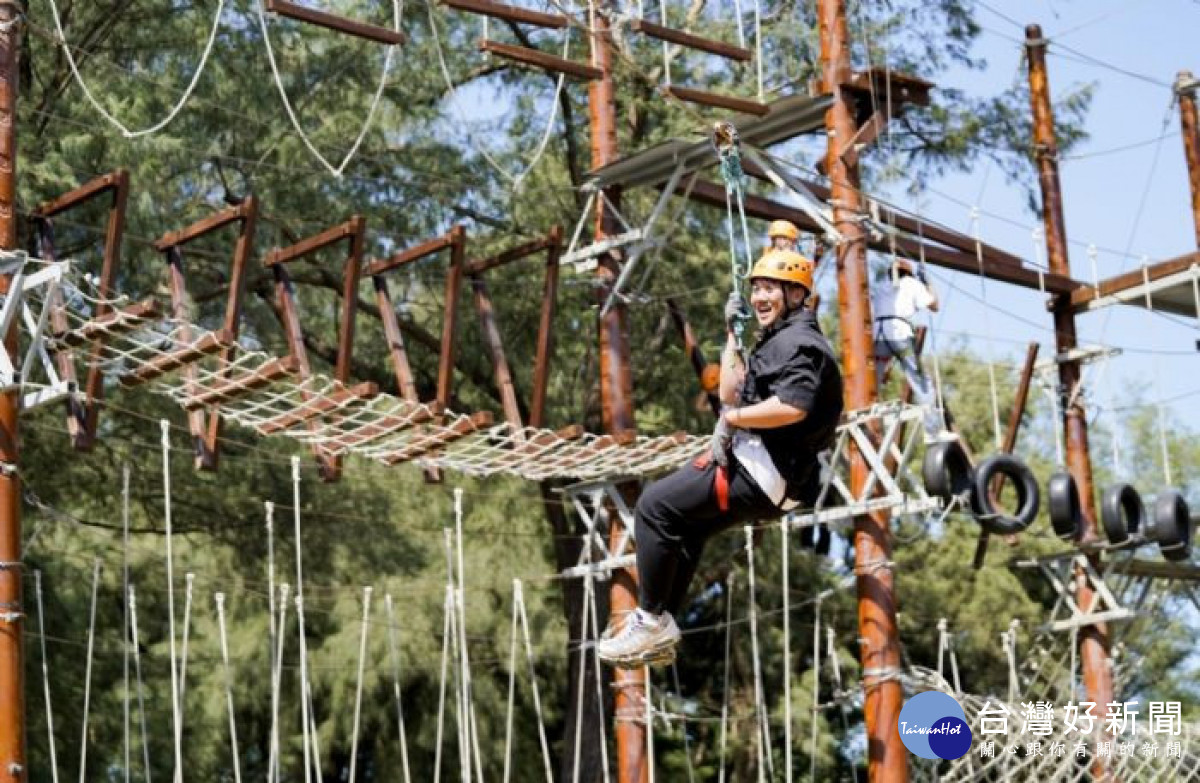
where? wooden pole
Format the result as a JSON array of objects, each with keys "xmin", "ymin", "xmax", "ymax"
[
  {"xmin": 589, "ymin": 4, "xmax": 647, "ymax": 781},
  {"xmin": 818, "ymin": 1, "xmax": 907, "ymax": 779},
  {"xmin": 0, "ymin": 2, "xmax": 23, "ymax": 777},
  {"xmin": 1176, "ymin": 70, "xmax": 1200, "ymax": 249},
  {"xmin": 1026, "ymin": 26, "xmax": 1115, "ymax": 779}
]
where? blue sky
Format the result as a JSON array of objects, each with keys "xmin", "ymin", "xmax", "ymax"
[{"xmin": 899, "ymin": 0, "xmax": 1199, "ymax": 444}]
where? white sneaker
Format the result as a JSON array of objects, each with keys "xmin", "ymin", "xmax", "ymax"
[{"xmin": 597, "ymin": 609, "xmax": 681, "ymax": 669}]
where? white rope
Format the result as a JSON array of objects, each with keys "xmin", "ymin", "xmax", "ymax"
[
  {"xmin": 129, "ymin": 586, "xmax": 153, "ymax": 783},
  {"xmin": 733, "ymin": 0, "xmax": 746, "ymax": 47},
  {"xmin": 914, "ymin": 211, "xmax": 950, "ymax": 433},
  {"xmin": 34, "ymin": 571, "xmax": 61, "ymax": 783},
  {"xmin": 568, "ymin": 575, "xmax": 588, "ymax": 783},
  {"xmin": 269, "ymin": 584, "xmax": 291, "ymax": 783},
  {"xmin": 256, "ymin": 0, "xmax": 400, "ymax": 178},
  {"xmin": 645, "ymin": 664, "xmax": 656, "ymax": 783},
  {"xmin": 717, "ymin": 572, "xmax": 735, "ymax": 783},
  {"xmin": 348, "ymin": 587, "xmax": 374, "ymax": 783},
  {"xmin": 47, "ymin": 0, "xmax": 226, "ymax": 138},
  {"xmin": 214, "ymin": 593, "xmax": 243, "ymax": 783},
  {"xmin": 77, "ymin": 559, "xmax": 101, "ymax": 783},
  {"xmin": 433, "ymin": 586, "xmax": 452, "ymax": 783},
  {"xmin": 290, "ymin": 454, "xmax": 314, "ymax": 783},
  {"xmin": 781, "ymin": 521, "xmax": 794, "ymax": 783},
  {"xmin": 178, "ymin": 572, "xmax": 195, "ymax": 731},
  {"xmin": 1141, "ymin": 264, "xmax": 1175, "ymax": 485},
  {"xmin": 514, "ymin": 579, "xmax": 556, "ymax": 783},
  {"xmin": 660, "ymin": 0, "xmax": 671, "ymax": 87},
  {"xmin": 160, "ymin": 420, "xmax": 185, "ymax": 783},
  {"xmin": 121, "ymin": 466, "xmax": 131, "ymax": 783},
  {"xmin": 969, "ymin": 209, "xmax": 1004, "ymax": 450},
  {"xmin": 810, "ymin": 595, "xmax": 821, "ymax": 783},
  {"xmin": 442, "ymin": 532, "xmax": 468, "ymax": 783},
  {"xmin": 426, "ymin": 0, "xmax": 567, "ymax": 189},
  {"xmin": 753, "ymin": 0, "xmax": 764, "ymax": 102},
  {"xmin": 384, "ymin": 594, "xmax": 414, "ymax": 783},
  {"xmin": 1046, "ymin": 381, "xmax": 1065, "ymax": 467},
  {"xmin": 453, "ymin": 490, "xmax": 485, "ymax": 783},
  {"xmin": 263, "ymin": 500, "xmax": 278, "ymax": 782},
  {"xmin": 502, "ymin": 575, "xmax": 520, "ymax": 783},
  {"xmin": 744, "ymin": 526, "xmax": 771, "ymax": 783},
  {"xmin": 587, "ymin": 571, "xmax": 611, "ymax": 781}
]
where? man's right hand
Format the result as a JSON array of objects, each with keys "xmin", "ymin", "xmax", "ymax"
[
  {"xmin": 710, "ymin": 414, "xmax": 735, "ymax": 467},
  {"xmin": 724, "ymin": 291, "xmax": 751, "ymax": 332}
]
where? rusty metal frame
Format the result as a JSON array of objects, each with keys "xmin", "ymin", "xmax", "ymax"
[
  {"xmin": 263, "ymin": 216, "xmax": 369, "ymax": 481},
  {"xmin": 152, "ymin": 197, "xmax": 259, "ymax": 470},
  {"xmin": 30, "ymin": 169, "xmax": 129, "ymax": 451}
]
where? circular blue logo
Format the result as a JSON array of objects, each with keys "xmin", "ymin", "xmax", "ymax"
[{"xmin": 897, "ymin": 691, "xmax": 972, "ymax": 760}]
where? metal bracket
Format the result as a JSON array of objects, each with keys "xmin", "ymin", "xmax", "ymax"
[
  {"xmin": 1014, "ymin": 552, "xmax": 1137, "ymax": 632},
  {"xmin": 0, "ymin": 256, "xmax": 77, "ymax": 411},
  {"xmin": 559, "ymin": 480, "xmax": 640, "ymax": 579}
]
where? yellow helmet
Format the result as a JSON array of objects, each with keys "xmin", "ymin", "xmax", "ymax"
[
  {"xmin": 750, "ymin": 249, "xmax": 814, "ymax": 292},
  {"xmin": 767, "ymin": 220, "xmax": 800, "ymax": 241}
]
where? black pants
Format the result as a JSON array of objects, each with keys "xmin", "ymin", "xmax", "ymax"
[{"xmin": 635, "ymin": 458, "xmax": 780, "ymax": 615}]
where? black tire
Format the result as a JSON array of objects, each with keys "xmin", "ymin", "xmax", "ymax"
[
  {"xmin": 1154, "ymin": 489, "xmax": 1193, "ymax": 561},
  {"xmin": 1048, "ymin": 472, "xmax": 1083, "ymax": 541},
  {"xmin": 969, "ymin": 453, "xmax": 1040, "ymax": 535},
  {"xmin": 923, "ymin": 440, "xmax": 973, "ymax": 502},
  {"xmin": 1100, "ymin": 483, "xmax": 1144, "ymax": 546}
]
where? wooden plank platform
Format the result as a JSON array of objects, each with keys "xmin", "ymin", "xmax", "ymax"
[
  {"xmin": 1069, "ymin": 251, "xmax": 1200, "ymax": 317},
  {"xmin": 50, "ymin": 299, "xmax": 161, "ymax": 349},
  {"xmin": 665, "ymin": 85, "xmax": 770, "ymax": 116},
  {"xmin": 182, "ymin": 356, "xmax": 300, "ymax": 410},
  {"xmin": 630, "ymin": 19, "xmax": 751, "ymax": 61},
  {"xmin": 443, "ymin": 0, "xmax": 567, "ymax": 28},
  {"xmin": 257, "ymin": 381, "xmax": 380, "ymax": 435},
  {"xmin": 265, "ymin": 0, "xmax": 405, "ymax": 45},
  {"xmin": 381, "ymin": 411, "xmax": 495, "ymax": 464},
  {"xmin": 325, "ymin": 404, "xmax": 441, "ymax": 450},
  {"xmin": 480, "ymin": 39, "xmax": 603, "ymax": 81},
  {"xmin": 119, "ymin": 329, "xmax": 235, "ymax": 388}
]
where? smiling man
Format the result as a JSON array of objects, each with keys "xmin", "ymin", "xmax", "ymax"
[{"xmin": 598, "ymin": 249, "xmax": 844, "ymax": 668}]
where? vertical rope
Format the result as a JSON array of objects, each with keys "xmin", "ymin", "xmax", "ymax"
[
  {"xmin": 659, "ymin": 0, "xmax": 671, "ymax": 87},
  {"xmin": 77, "ymin": 559, "xmax": 101, "ymax": 783},
  {"xmin": 266, "ymin": 501, "xmax": 276, "ymax": 667},
  {"xmin": 646, "ymin": 665, "xmax": 656, "ymax": 783},
  {"xmin": 570, "ymin": 572, "xmax": 590, "ymax": 783},
  {"xmin": 128, "ymin": 587, "xmax": 153, "ymax": 783},
  {"xmin": 969, "ymin": 211, "xmax": 1004, "ymax": 450},
  {"xmin": 121, "ymin": 466, "xmax": 131, "ymax": 783},
  {"xmin": 1142, "ymin": 264, "xmax": 1175, "ymax": 485},
  {"xmin": 269, "ymin": 583, "xmax": 290, "ymax": 783},
  {"xmin": 781, "ymin": 522, "xmax": 794, "ymax": 783},
  {"xmin": 809, "ymin": 595, "xmax": 822, "ymax": 783},
  {"xmin": 348, "ymin": 587, "xmax": 373, "ymax": 783},
  {"xmin": 433, "ymin": 587, "xmax": 452, "ymax": 783},
  {"xmin": 160, "ymin": 420, "xmax": 184, "ymax": 782},
  {"xmin": 452, "ymin": 490, "xmax": 484, "ymax": 783},
  {"xmin": 717, "ymin": 572, "xmax": 735, "ymax": 783},
  {"xmin": 586, "ymin": 567, "xmax": 611, "ymax": 781},
  {"xmin": 515, "ymin": 579, "xmax": 556, "ymax": 783},
  {"xmin": 753, "ymin": 0, "xmax": 764, "ymax": 101},
  {"xmin": 384, "ymin": 594, "xmax": 414, "ymax": 783},
  {"xmin": 34, "ymin": 571, "xmax": 61, "ymax": 783},
  {"xmin": 733, "ymin": 0, "xmax": 746, "ymax": 47},
  {"xmin": 669, "ymin": 663, "xmax": 697, "ymax": 783},
  {"xmin": 179, "ymin": 572, "xmax": 195, "ymax": 711},
  {"xmin": 502, "ymin": 579, "xmax": 520, "ymax": 783},
  {"xmin": 744, "ymin": 526, "xmax": 771, "ymax": 783},
  {"xmin": 1004, "ymin": 620, "xmax": 1020, "ymax": 704},
  {"xmin": 214, "ymin": 593, "xmax": 242, "ymax": 783},
  {"xmin": 291, "ymin": 455, "xmax": 314, "ymax": 783},
  {"xmin": 442, "ymin": 532, "xmax": 468, "ymax": 783}
]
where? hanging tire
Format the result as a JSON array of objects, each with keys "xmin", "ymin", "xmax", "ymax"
[
  {"xmin": 923, "ymin": 439, "xmax": 973, "ymax": 502},
  {"xmin": 1048, "ymin": 472, "xmax": 1083, "ymax": 541},
  {"xmin": 1100, "ymin": 483, "xmax": 1144, "ymax": 546},
  {"xmin": 1153, "ymin": 489, "xmax": 1193, "ymax": 562},
  {"xmin": 968, "ymin": 454, "xmax": 1040, "ymax": 535}
]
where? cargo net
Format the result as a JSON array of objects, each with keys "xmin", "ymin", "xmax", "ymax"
[
  {"xmin": 902, "ymin": 666, "xmax": 1200, "ymax": 781},
  {"xmin": 30, "ymin": 262, "xmax": 705, "ymax": 481}
]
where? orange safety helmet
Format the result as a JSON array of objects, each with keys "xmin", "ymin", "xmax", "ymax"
[
  {"xmin": 749, "ymin": 249, "xmax": 815, "ymax": 292},
  {"xmin": 767, "ymin": 220, "xmax": 800, "ymax": 242}
]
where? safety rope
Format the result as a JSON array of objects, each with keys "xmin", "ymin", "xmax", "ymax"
[
  {"xmin": 290, "ymin": 454, "xmax": 316, "ymax": 783},
  {"xmin": 668, "ymin": 662, "xmax": 698, "ymax": 783},
  {"xmin": 515, "ymin": 579, "xmax": 557, "ymax": 783},
  {"xmin": 1141, "ymin": 265, "xmax": 1175, "ymax": 486},
  {"xmin": 586, "ymin": 569, "xmax": 611, "ymax": 780},
  {"xmin": 781, "ymin": 522, "xmax": 794, "ymax": 783},
  {"xmin": 969, "ymin": 209, "xmax": 1005, "ymax": 450},
  {"xmin": 809, "ymin": 593, "xmax": 822, "ymax": 783},
  {"xmin": 78, "ymin": 559, "xmax": 101, "ymax": 783},
  {"xmin": 457, "ymin": 493, "xmax": 486, "ymax": 783},
  {"xmin": 384, "ymin": 594, "xmax": 415, "ymax": 783},
  {"xmin": 160, "ymin": 420, "xmax": 185, "ymax": 783},
  {"xmin": 717, "ymin": 572, "xmax": 735, "ymax": 783},
  {"xmin": 121, "ymin": 466, "xmax": 132, "ymax": 783},
  {"xmin": 214, "ymin": 592, "xmax": 243, "ymax": 783},
  {"xmin": 269, "ymin": 584, "xmax": 290, "ymax": 783},
  {"xmin": 646, "ymin": 664, "xmax": 657, "ymax": 783},
  {"xmin": 128, "ymin": 586, "xmax": 153, "ymax": 783},
  {"xmin": 743, "ymin": 526, "xmax": 772, "ymax": 783},
  {"xmin": 433, "ymin": 586, "xmax": 451, "ymax": 783},
  {"xmin": 713, "ymin": 122, "xmax": 755, "ymax": 350},
  {"xmin": 34, "ymin": 571, "xmax": 61, "ymax": 783},
  {"xmin": 263, "ymin": 502, "xmax": 279, "ymax": 780},
  {"xmin": 348, "ymin": 586, "xmax": 373, "ymax": 783}
]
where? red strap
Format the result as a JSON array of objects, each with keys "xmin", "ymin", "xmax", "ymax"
[{"xmin": 714, "ymin": 464, "xmax": 730, "ymax": 512}]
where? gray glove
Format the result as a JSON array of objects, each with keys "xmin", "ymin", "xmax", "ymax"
[
  {"xmin": 710, "ymin": 413, "xmax": 736, "ymax": 467},
  {"xmin": 724, "ymin": 291, "xmax": 751, "ymax": 331}
]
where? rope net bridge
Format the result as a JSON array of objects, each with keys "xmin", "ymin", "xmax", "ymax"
[{"xmin": 4, "ymin": 251, "xmax": 706, "ymax": 482}]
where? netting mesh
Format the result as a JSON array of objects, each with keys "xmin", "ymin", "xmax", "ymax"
[{"xmin": 32, "ymin": 262, "xmax": 705, "ymax": 481}]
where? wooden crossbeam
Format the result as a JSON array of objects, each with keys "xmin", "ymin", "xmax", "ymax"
[
  {"xmin": 840, "ymin": 67, "xmax": 933, "ymax": 108},
  {"xmin": 466, "ymin": 233, "xmax": 558, "ymax": 275},
  {"xmin": 35, "ymin": 170, "xmax": 127, "ymax": 217},
  {"xmin": 1068, "ymin": 251, "xmax": 1199, "ymax": 311},
  {"xmin": 366, "ymin": 232, "xmax": 457, "ymax": 277},
  {"xmin": 630, "ymin": 19, "xmax": 751, "ymax": 61},
  {"xmin": 153, "ymin": 200, "xmax": 255, "ymax": 251},
  {"xmin": 256, "ymin": 381, "xmax": 379, "ymax": 436},
  {"xmin": 664, "ymin": 86, "xmax": 769, "ymax": 116},
  {"xmin": 480, "ymin": 39, "xmax": 603, "ymax": 81},
  {"xmin": 443, "ymin": 0, "xmax": 567, "ymax": 28},
  {"xmin": 264, "ymin": 217, "xmax": 363, "ymax": 267},
  {"xmin": 265, "ymin": 0, "xmax": 405, "ymax": 45},
  {"xmin": 119, "ymin": 329, "xmax": 235, "ymax": 388},
  {"xmin": 50, "ymin": 299, "xmax": 160, "ymax": 349},
  {"xmin": 381, "ymin": 411, "xmax": 494, "ymax": 464},
  {"xmin": 181, "ymin": 356, "xmax": 299, "ymax": 410}
]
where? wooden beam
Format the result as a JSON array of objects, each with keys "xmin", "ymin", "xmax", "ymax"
[
  {"xmin": 1068, "ymin": 251, "xmax": 1200, "ymax": 311},
  {"xmin": 265, "ymin": 0, "xmax": 405, "ymax": 45},
  {"xmin": 49, "ymin": 299, "xmax": 160, "ymax": 349},
  {"xmin": 529, "ymin": 225, "xmax": 562, "ymax": 429},
  {"xmin": 629, "ymin": 19, "xmax": 751, "ymax": 61},
  {"xmin": 436, "ymin": 225, "xmax": 467, "ymax": 412},
  {"xmin": 264, "ymin": 218, "xmax": 361, "ymax": 267},
  {"xmin": 443, "ymin": 0, "xmax": 567, "ymax": 28},
  {"xmin": 34, "ymin": 170, "xmax": 125, "ymax": 217},
  {"xmin": 182, "ymin": 356, "xmax": 299, "ymax": 410},
  {"xmin": 470, "ymin": 275, "xmax": 524, "ymax": 429},
  {"xmin": 324, "ymin": 404, "xmax": 440, "ymax": 450},
  {"xmin": 119, "ymin": 329, "xmax": 235, "ymax": 388},
  {"xmin": 256, "ymin": 381, "xmax": 380, "ymax": 435},
  {"xmin": 381, "ymin": 411, "xmax": 494, "ymax": 464},
  {"xmin": 664, "ymin": 86, "xmax": 769, "ymax": 117},
  {"xmin": 841, "ymin": 67, "xmax": 933, "ymax": 108},
  {"xmin": 366, "ymin": 232, "xmax": 456, "ymax": 277},
  {"xmin": 153, "ymin": 200, "xmax": 254, "ymax": 251},
  {"xmin": 480, "ymin": 39, "xmax": 603, "ymax": 81},
  {"xmin": 466, "ymin": 233, "xmax": 558, "ymax": 275}
]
